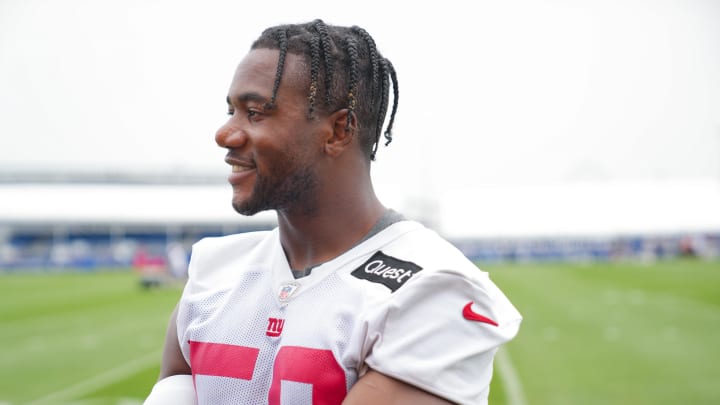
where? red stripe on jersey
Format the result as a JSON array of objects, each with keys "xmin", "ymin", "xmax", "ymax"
[
  {"xmin": 269, "ymin": 346, "xmax": 346, "ymax": 404},
  {"xmin": 189, "ymin": 340, "xmax": 259, "ymax": 380}
]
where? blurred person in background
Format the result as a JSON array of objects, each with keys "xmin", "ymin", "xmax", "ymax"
[{"xmin": 166, "ymin": 242, "xmax": 189, "ymax": 280}]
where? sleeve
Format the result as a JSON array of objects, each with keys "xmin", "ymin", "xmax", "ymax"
[{"xmin": 359, "ymin": 269, "xmax": 522, "ymax": 405}]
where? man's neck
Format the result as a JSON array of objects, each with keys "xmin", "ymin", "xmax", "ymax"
[{"xmin": 276, "ymin": 197, "xmax": 386, "ymax": 272}]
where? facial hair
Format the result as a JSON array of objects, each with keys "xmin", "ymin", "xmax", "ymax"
[{"xmin": 233, "ymin": 164, "xmax": 319, "ymax": 217}]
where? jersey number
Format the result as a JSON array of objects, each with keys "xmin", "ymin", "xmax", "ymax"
[{"xmin": 189, "ymin": 341, "xmax": 346, "ymax": 405}]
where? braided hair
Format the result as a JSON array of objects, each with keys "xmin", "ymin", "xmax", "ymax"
[{"xmin": 251, "ymin": 20, "xmax": 399, "ymax": 161}]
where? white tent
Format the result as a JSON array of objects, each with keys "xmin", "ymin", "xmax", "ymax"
[
  {"xmin": 0, "ymin": 183, "xmax": 275, "ymax": 227},
  {"xmin": 436, "ymin": 179, "xmax": 720, "ymax": 239},
  {"xmin": 2, "ymin": 179, "xmax": 719, "ymax": 239}
]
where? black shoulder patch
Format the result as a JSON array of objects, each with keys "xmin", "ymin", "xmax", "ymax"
[{"xmin": 351, "ymin": 251, "xmax": 423, "ymax": 292}]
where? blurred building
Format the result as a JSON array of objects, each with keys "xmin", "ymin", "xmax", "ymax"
[
  {"xmin": 0, "ymin": 171, "xmax": 275, "ymax": 269},
  {"xmin": 1, "ymin": 172, "xmax": 719, "ymax": 269}
]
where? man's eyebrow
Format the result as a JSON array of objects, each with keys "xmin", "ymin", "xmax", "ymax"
[{"xmin": 226, "ymin": 92, "xmax": 269, "ymax": 105}]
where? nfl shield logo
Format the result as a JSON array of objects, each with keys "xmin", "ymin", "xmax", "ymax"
[{"xmin": 278, "ymin": 282, "xmax": 300, "ymax": 302}]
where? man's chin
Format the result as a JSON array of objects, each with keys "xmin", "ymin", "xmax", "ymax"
[
  {"xmin": 233, "ymin": 205, "xmax": 263, "ymax": 217},
  {"xmin": 232, "ymin": 199, "xmax": 270, "ymax": 216}
]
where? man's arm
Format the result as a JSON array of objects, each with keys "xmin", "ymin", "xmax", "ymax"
[
  {"xmin": 158, "ymin": 304, "xmax": 191, "ymax": 378},
  {"xmin": 143, "ymin": 304, "xmax": 195, "ymax": 405},
  {"xmin": 343, "ymin": 369, "xmax": 455, "ymax": 405}
]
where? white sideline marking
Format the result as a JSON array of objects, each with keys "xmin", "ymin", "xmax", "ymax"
[
  {"xmin": 24, "ymin": 350, "xmax": 161, "ymax": 405},
  {"xmin": 495, "ymin": 347, "xmax": 528, "ymax": 405}
]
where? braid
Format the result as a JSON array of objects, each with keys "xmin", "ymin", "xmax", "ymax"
[
  {"xmin": 313, "ymin": 20, "xmax": 334, "ymax": 107},
  {"xmin": 372, "ymin": 58, "xmax": 391, "ymax": 160},
  {"xmin": 344, "ymin": 37, "xmax": 359, "ymax": 130},
  {"xmin": 351, "ymin": 25, "xmax": 384, "ymax": 159},
  {"xmin": 268, "ymin": 29, "xmax": 288, "ymax": 109},
  {"xmin": 308, "ymin": 34, "xmax": 320, "ymax": 117},
  {"xmin": 383, "ymin": 58, "xmax": 399, "ymax": 147},
  {"xmin": 351, "ymin": 26, "xmax": 379, "ymax": 106}
]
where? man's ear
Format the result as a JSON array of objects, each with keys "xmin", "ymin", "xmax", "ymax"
[{"xmin": 324, "ymin": 109, "xmax": 357, "ymax": 157}]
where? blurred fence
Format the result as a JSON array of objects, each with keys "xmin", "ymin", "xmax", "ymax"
[
  {"xmin": 452, "ymin": 232, "xmax": 720, "ymax": 263},
  {"xmin": 1, "ymin": 226, "xmax": 717, "ymax": 271},
  {"xmin": 0, "ymin": 223, "xmax": 272, "ymax": 270}
]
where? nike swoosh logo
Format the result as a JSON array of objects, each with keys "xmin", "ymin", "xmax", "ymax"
[{"xmin": 463, "ymin": 301, "xmax": 499, "ymax": 326}]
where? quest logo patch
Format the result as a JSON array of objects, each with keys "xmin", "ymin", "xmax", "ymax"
[{"xmin": 351, "ymin": 251, "xmax": 423, "ymax": 292}]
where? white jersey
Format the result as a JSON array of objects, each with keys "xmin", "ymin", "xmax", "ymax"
[{"xmin": 176, "ymin": 220, "xmax": 522, "ymax": 405}]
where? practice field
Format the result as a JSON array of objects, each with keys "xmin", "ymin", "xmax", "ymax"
[
  {"xmin": 1, "ymin": 259, "xmax": 718, "ymax": 404},
  {"xmin": 488, "ymin": 259, "xmax": 720, "ymax": 405}
]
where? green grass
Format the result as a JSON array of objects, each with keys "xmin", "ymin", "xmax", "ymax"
[
  {"xmin": 0, "ymin": 270, "xmax": 181, "ymax": 405},
  {"xmin": 1, "ymin": 259, "xmax": 718, "ymax": 404},
  {"xmin": 485, "ymin": 258, "xmax": 720, "ymax": 405}
]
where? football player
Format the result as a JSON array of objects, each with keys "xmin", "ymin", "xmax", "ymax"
[{"xmin": 145, "ymin": 19, "xmax": 522, "ymax": 405}]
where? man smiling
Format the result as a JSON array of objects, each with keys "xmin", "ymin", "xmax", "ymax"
[{"xmin": 144, "ymin": 19, "xmax": 521, "ymax": 405}]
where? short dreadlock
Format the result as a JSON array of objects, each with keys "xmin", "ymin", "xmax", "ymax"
[{"xmin": 251, "ymin": 19, "xmax": 399, "ymax": 161}]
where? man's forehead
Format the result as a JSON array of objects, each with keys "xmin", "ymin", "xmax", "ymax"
[
  {"xmin": 229, "ymin": 49, "xmax": 308, "ymax": 97},
  {"xmin": 232, "ymin": 49, "xmax": 279, "ymax": 81}
]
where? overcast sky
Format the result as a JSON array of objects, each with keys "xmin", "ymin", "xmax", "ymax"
[{"xmin": 1, "ymin": 0, "xmax": 720, "ymax": 235}]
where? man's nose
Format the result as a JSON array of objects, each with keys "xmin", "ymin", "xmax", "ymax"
[{"xmin": 215, "ymin": 120, "xmax": 247, "ymax": 148}]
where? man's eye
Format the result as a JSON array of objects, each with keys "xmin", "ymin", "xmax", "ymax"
[{"xmin": 227, "ymin": 109, "xmax": 234, "ymax": 116}]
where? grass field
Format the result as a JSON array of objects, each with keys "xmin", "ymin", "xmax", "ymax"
[
  {"xmin": 487, "ymin": 259, "xmax": 720, "ymax": 405},
  {"xmin": 0, "ymin": 270, "xmax": 180, "ymax": 405},
  {"xmin": 1, "ymin": 259, "xmax": 718, "ymax": 404}
]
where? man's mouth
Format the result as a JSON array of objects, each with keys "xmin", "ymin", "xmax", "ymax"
[{"xmin": 232, "ymin": 165, "xmax": 254, "ymax": 173}]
